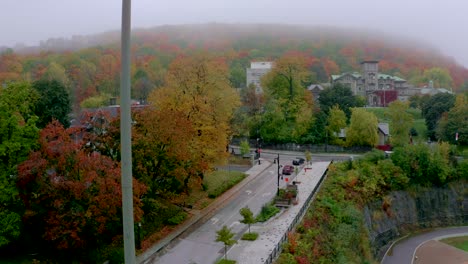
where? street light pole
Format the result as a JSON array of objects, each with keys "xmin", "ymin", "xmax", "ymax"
[
  {"xmin": 120, "ymin": 0, "xmax": 136, "ymax": 263},
  {"xmin": 275, "ymin": 153, "xmax": 280, "ymax": 196}
]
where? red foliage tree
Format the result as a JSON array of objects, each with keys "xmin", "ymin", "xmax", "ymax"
[{"xmin": 17, "ymin": 120, "xmax": 146, "ymax": 252}]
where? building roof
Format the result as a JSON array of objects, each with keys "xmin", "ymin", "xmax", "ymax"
[
  {"xmin": 378, "ymin": 123, "xmax": 390, "ymax": 136},
  {"xmin": 307, "ymin": 84, "xmax": 324, "ymax": 91},
  {"xmin": 420, "ymin": 88, "xmax": 453, "ymax": 95},
  {"xmin": 378, "ymin": 73, "xmax": 406, "ymax": 82},
  {"xmin": 331, "ymin": 72, "xmax": 406, "ymax": 82},
  {"xmin": 331, "ymin": 72, "xmax": 361, "ymax": 81},
  {"xmin": 250, "ymin": 61, "xmax": 273, "ymax": 69},
  {"xmin": 361, "ymin": 60, "xmax": 379, "ymax": 64}
]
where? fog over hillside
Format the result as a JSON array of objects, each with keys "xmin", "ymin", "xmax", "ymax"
[{"xmin": 1, "ymin": 0, "xmax": 467, "ymax": 67}]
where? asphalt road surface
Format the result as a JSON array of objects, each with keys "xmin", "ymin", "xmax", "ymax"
[
  {"xmin": 151, "ymin": 158, "xmax": 296, "ymax": 264},
  {"xmin": 382, "ymin": 226, "xmax": 468, "ymax": 264}
]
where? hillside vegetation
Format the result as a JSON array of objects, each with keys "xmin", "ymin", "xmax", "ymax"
[{"xmin": 277, "ymin": 146, "xmax": 467, "ymax": 264}]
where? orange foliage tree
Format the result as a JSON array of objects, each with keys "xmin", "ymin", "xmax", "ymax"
[
  {"xmin": 17, "ymin": 121, "xmax": 146, "ymax": 253},
  {"xmin": 136, "ymin": 54, "xmax": 240, "ymax": 196}
]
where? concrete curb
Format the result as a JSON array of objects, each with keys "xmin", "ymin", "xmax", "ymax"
[{"xmin": 137, "ymin": 161, "xmax": 273, "ymax": 264}]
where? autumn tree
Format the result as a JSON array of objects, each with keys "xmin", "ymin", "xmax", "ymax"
[
  {"xmin": 437, "ymin": 94, "xmax": 468, "ymax": 145},
  {"xmin": 420, "ymin": 67, "xmax": 453, "ymax": 88},
  {"xmin": 260, "ymin": 55, "xmax": 314, "ymax": 143},
  {"xmin": 0, "ymin": 50, "xmax": 23, "ymax": 83},
  {"xmin": 326, "ymin": 105, "xmax": 347, "ymax": 146},
  {"xmin": 17, "ymin": 121, "xmax": 145, "ymax": 255},
  {"xmin": 386, "ymin": 100, "xmax": 414, "ymax": 147},
  {"xmin": 346, "ymin": 108, "xmax": 378, "ymax": 147},
  {"xmin": 216, "ymin": 225, "xmax": 236, "ymax": 260},
  {"xmin": 261, "ymin": 55, "xmax": 311, "ymax": 100},
  {"xmin": 32, "ymin": 79, "xmax": 71, "ymax": 128},
  {"xmin": 42, "ymin": 62, "xmax": 71, "ymax": 89},
  {"xmin": 234, "ymin": 83, "xmax": 265, "ymax": 138},
  {"xmin": 137, "ymin": 54, "xmax": 240, "ymax": 196},
  {"xmin": 0, "ymin": 82, "xmax": 39, "ymax": 248}
]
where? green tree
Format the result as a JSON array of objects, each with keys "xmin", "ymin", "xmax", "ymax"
[
  {"xmin": 43, "ymin": 62, "xmax": 71, "ymax": 89},
  {"xmin": 391, "ymin": 143, "xmax": 451, "ymax": 186},
  {"xmin": 32, "ymin": 79, "xmax": 72, "ymax": 128},
  {"xmin": 346, "ymin": 108, "xmax": 378, "ymax": 147},
  {"xmin": 216, "ymin": 225, "xmax": 237, "ymax": 260},
  {"xmin": 240, "ymin": 139, "xmax": 250, "ymax": 156},
  {"xmin": 0, "ymin": 82, "xmax": 39, "ymax": 248},
  {"xmin": 305, "ymin": 150, "xmax": 312, "ymax": 165},
  {"xmin": 420, "ymin": 67, "xmax": 453, "ymax": 88},
  {"xmin": 229, "ymin": 62, "xmax": 246, "ymax": 88},
  {"xmin": 261, "ymin": 55, "xmax": 310, "ymax": 100},
  {"xmin": 239, "ymin": 207, "xmax": 255, "ymax": 233},
  {"xmin": 386, "ymin": 100, "xmax": 414, "ymax": 147},
  {"xmin": 421, "ymin": 93, "xmax": 455, "ymax": 140},
  {"xmin": 318, "ymin": 83, "xmax": 364, "ymax": 118},
  {"xmin": 326, "ymin": 105, "xmax": 347, "ymax": 146},
  {"xmin": 259, "ymin": 55, "xmax": 314, "ymax": 143},
  {"xmin": 437, "ymin": 94, "xmax": 468, "ymax": 145}
]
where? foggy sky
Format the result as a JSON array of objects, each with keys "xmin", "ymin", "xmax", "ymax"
[{"xmin": 1, "ymin": 0, "xmax": 467, "ymax": 67}]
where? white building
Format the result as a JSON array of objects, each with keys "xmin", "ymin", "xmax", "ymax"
[{"xmin": 246, "ymin": 61, "xmax": 273, "ymax": 94}]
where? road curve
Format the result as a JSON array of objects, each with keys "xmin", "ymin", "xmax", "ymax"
[{"xmin": 382, "ymin": 226, "xmax": 468, "ymax": 264}]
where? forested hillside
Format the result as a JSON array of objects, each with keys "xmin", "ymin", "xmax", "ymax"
[{"xmin": 2, "ymin": 24, "xmax": 468, "ymax": 111}]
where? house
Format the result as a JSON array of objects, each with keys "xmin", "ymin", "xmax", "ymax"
[
  {"xmin": 331, "ymin": 61, "xmax": 410, "ymax": 106},
  {"xmin": 377, "ymin": 123, "xmax": 391, "ymax": 150},
  {"xmin": 246, "ymin": 61, "xmax": 273, "ymax": 94},
  {"xmin": 307, "ymin": 84, "xmax": 325, "ymax": 101}
]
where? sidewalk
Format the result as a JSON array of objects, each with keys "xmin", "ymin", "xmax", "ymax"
[
  {"xmin": 137, "ymin": 160, "xmax": 272, "ymax": 264},
  {"xmin": 228, "ymin": 162, "xmax": 331, "ymax": 264}
]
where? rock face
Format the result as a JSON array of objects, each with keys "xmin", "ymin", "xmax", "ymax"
[{"xmin": 363, "ymin": 181, "xmax": 468, "ymax": 258}]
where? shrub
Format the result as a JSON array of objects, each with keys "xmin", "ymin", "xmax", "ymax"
[
  {"xmin": 255, "ymin": 203, "xmax": 280, "ymax": 222},
  {"xmin": 167, "ymin": 212, "xmax": 187, "ymax": 225},
  {"xmin": 241, "ymin": 232, "xmax": 258, "ymax": 241}
]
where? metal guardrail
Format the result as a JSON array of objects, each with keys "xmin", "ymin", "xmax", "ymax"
[{"xmin": 263, "ymin": 161, "xmax": 333, "ymax": 264}]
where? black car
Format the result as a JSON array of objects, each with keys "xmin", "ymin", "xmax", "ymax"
[{"xmin": 292, "ymin": 158, "xmax": 305, "ymax": 165}]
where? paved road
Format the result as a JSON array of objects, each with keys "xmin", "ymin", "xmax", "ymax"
[
  {"xmin": 150, "ymin": 158, "xmax": 298, "ymax": 264},
  {"xmin": 382, "ymin": 226, "xmax": 468, "ymax": 264}
]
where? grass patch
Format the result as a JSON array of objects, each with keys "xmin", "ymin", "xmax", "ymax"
[
  {"xmin": 255, "ymin": 203, "xmax": 280, "ymax": 222},
  {"xmin": 440, "ymin": 236, "xmax": 468, "ymax": 252},
  {"xmin": 363, "ymin": 107, "xmax": 427, "ymax": 143},
  {"xmin": 216, "ymin": 259, "xmax": 236, "ymax": 264},
  {"xmin": 241, "ymin": 232, "xmax": 259, "ymax": 241},
  {"xmin": 412, "ymin": 119, "xmax": 427, "ymax": 142},
  {"xmin": 204, "ymin": 170, "xmax": 246, "ymax": 198}
]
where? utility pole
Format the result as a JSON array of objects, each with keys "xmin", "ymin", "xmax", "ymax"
[
  {"xmin": 275, "ymin": 154, "xmax": 280, "ymax": 196},
  {"xmin": 120, "ymin": 0, "xmax": 136, "ymax": 263}
]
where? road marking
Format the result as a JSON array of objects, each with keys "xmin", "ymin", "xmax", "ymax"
[
  {"xmin": 262, "ymin": 192, "xmax": 271, "ymax": 197},
  {"xmin": 229, "ymin": 221, "xmax": 240, "ymax": 228},
  {"xmin": 269, "ymin": 170, "xmax": 275, "ymax": 174},
  {"xmin": 210, "ymin": 217, "xmax": 219, "ymax": 225},
  {"xmin": 245, "ymin": 190, "xmax": 252, "ymax": 195}
]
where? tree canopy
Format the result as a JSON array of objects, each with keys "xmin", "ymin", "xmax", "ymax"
[
  {"xmin": 318, "ymin": 83, "xmax": 364, "ymax": 118},
  {"xmin": 0, "ymin": 82, "xmax": 39, "ymax": 248},
  {"xmin": 386, "ymin": 100, "xmax": 414, "ymax": 147},
  {"xmin": 421, "ymin": 93, "xmax": 455, "ymax": 140},
  {"xmin": 17, "ymin": 121, "xmax": 146, "ymax": 253},
  {"xmin": 32, "ymin": 79, "xmax": 71, "ymax": 128},
  {"xmin": 346, "ymin": 108, "xmax": 379, "ymax": 147}
]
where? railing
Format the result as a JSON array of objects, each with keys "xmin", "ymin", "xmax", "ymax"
[{"xmin": 263, "ymin": 161, "xmax": 332, "ymax": 264}]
